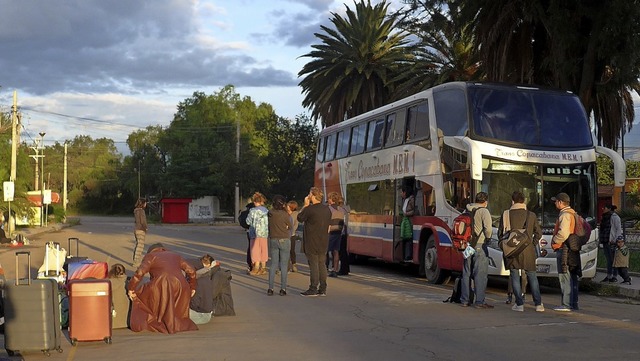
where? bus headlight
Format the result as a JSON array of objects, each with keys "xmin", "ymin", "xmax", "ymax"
[{"xmin": 581, "ymin": 240, "xmax": 598, "ymax": 253}]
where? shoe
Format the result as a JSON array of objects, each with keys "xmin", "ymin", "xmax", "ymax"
[
  {"xmin": 328, "ymin": 271, "xmax": 338, "ymax": 278},
  {"xmin": 535, "ymin": 304, "xmax": 545, "ymax": 312},
  {"xmin": 609, "ymin": 277, "xmax": 618, "ymax": 283},
  {"xmin": 600, "ymin": 276, "xmax": 610, "ymax": 282},
  {"xmin": 511, "ymin": 304, "xmax": 524, "ymax": 312},
  {"xmin": 505, "ymin": 294, "xmax": 513, "ymax": 304},
  {"xmin": 337, "ymin": 271, "xmax": 349, "ymax": 276},
  {"xmin": 267, "ymin": 289, "xmax": 274, "ymax": 296},
  {"xmin": 474, "ymin": 303, "xmax": 494, "ymax": 309},
  {"xmin": 279, "ymin": 289, "xmax": 287, "ymax": 296},
  {"xmin": 317, "ymin": 290, "xmax": 327, "ymax": 297},
  {"xmin": 460, "ymin": 303, "xmax": 470, "ymax": 307},
  {"xmin": 553, "ymin": 306, "xmax": 571, "ymax": 312},
  {"xmin": 625, "ymin": 277, "xmax": 632, "ymax": 285},
  {"xmin": 291, "ymin": 264, "xmax": 298, "ymax": 273},
  {"xmin": 300, "ymin": 289, "xmax": 318, "ymax": 297}
]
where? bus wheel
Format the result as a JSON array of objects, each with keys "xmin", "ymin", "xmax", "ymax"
[{"xmin": 424, "ymin": 236, "xmax": 448, "ymax": 284}]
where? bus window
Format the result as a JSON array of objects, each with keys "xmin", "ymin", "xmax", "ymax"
[
  {"xmin": 325, "ymin": 133, "xmax": 337, "ymax": 161},
  {"xmin": 385, "ymin": 113, "xmax": 403, "ymax": 147},
  {"xmin": 346, "ymin": 180, "xmax": 394, "ymax": 216},
  {"xmin": 433, "ymin": 88, "xmax": 468, "ymax": 136},
  {"xmin": 336, "ymin": 130, "xmax": 349, "ymax": 159},
  {"xmin": 406, "ymin": 102, "xmax": 430, "ymax": 142},
  {"xmin": 316, "ymin": 137, "xmax": 326, "ymax": 162},
  {"xmin": 366, "ymin": 118, "xmax": 385, "ymax": 151},
  {"xmin": 350, "ymin": 123, "xmax": 367, "ymax": 155}
]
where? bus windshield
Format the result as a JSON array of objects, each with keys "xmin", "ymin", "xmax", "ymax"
[
  {"xmin": 469, "ymin": 86, "xmax": 593, "ymax": 148},
  {"xmin": 480, "ymin": 159, "xmax": 596, "ymax": 228}
]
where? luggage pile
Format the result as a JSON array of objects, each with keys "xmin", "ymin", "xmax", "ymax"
[{"xmin": 3, "ymin": 237, "xmax": 113, "ymax": 357}]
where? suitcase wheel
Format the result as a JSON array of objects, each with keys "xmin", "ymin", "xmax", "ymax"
[
  {"xmin": 104, "ymin": 337, "xmax": 112, "ymax": 344},
  {"xmin": 71, "ymin": 338, "xmax": 78, "ymax": 346},
  {"xmin": 6, "ymin": 349, "xmax": 16, "ymax": 356}
]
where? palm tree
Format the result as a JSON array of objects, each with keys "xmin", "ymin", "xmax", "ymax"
[{"xmin": 298, "ymin": 0, "xmax": 415, "ymax": 128}]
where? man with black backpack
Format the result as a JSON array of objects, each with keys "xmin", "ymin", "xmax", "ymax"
[{"xmin": 460, "ymin": 192, "xmax": 494, "ymax": 309}]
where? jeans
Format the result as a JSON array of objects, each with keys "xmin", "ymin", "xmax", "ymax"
[
  {"xmin": 510, "ymin": 269, "xmax": 542, "ymax": 306},
  {"xmin": 268, "ymin": 238, "xmax": 291, "ymax": 290},
  {"xmin": 556, "ymin": 248, "xmax": 579, "ymax": 309},
  {"xmin": 403, "ymin": 238, "xmax": 413, "ymax": 260},
  {"xmin": 461, "ymin": 244, "xmax": 489, "ymax": 305},
  {"xmin": 305, "ymin": 252, "xmax": 328, "ymax": 293},
  {"xmin": 602, "ymin": 244, "xmax": 618, "ymax": 278}
]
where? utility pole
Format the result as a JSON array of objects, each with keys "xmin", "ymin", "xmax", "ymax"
[
  {"xmin": 63, "ymin": 142, "xmax": 68, "ymax": 214},
  {"xmin": 39, "ymin": 132, "xmax": 46, "ymax": 227},
  {"xmin": 235, "ymin": 118, "xmax": 240, "ymax": 223},
  {"xmin": 10, "ymin": 91, "xmax": 19, "ymax": 182}
]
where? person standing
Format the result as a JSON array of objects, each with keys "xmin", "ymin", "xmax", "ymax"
[
  {"xmin": 297, "ymin": 187, "xmax": 331, "ymax": 297},
  {"xmin": 127, "ymin": 243, "xmax": 198, "ymax": 334},
  {"xmin": 613, "ymin": 236, "xmax": 632, "ymax": 285},
  {"xmin": 132, "ymin": 198, "xmax": 148, "ymax": 268},
  {"xmin": 498, "ymin": 191, "xmax": 544, "ymax": 312},
  {"xmin": 287, "ymin": 200, "xmax": 300, "ymax": 273},
  {"xmin": 400, "ymin": 187, "xmax": 415, "ymax": 261},
  {"xmin": 600, "ymin": 204, "xmax": 622, "ymax": 282},
  {"xmin": 267, "ymin": 195, "xmax": 293, "ymax": 296},
  {"xmin": 551, "ymin": 192, "xmax": 580, "ymax": 312},
  {"xmin": 239, "ymin": 202, "xmax": 255, "ymax": 274},
  {"xmin": 337, "ymin": 194, "xmax": 351, "ymax": 276},
  {"xmin": 247, "ymin": 192, "xmax": 269, "ymax": 276},
  {"xmin": 460, "ymin": 191, "xmax": 494, "ymax": 309},
  {"xmin": 327, "ymin": 192, "xmax": 346, "ymax": 277}
]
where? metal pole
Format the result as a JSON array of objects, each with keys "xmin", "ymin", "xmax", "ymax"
[
  {"xmin": 10, "ymin": 91, "xmax": 18, "ymax": 182},
  {"xmin": 63, "ymin": 142, "xmax": 68, "ymax": 213},
  {"xmin": 39, "ymin": 132, "xmax": 46, "ymax": 227},
  {"xmin": 235, "ymin": 119, "xmax": 240, "ymax": 223}
]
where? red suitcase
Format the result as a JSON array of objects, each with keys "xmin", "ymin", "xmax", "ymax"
[{"xmin": 67, "ymin": 279, "xmax": 112, "ymax": 345}]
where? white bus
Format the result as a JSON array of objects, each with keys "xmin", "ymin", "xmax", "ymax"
[{"xmin": 315, "ymin": 81, "xmax": 625, "ymax": 283}]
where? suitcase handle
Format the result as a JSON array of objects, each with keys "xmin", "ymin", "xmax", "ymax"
[
  {"xmin": 68, "ymin": 237, "xmax": 80, "ymax": 256},
  {"xmin": 14, "ymin": 251, "xmax": 31, "ymax": 286}
]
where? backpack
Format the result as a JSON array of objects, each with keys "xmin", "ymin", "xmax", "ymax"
[
  {"xmin": 568, "ymin": 213, "xmax": 591, "ymax": 251},
  {"xmin": 443, "ymin": 276, "xmax": 474, "ymax": 304},
  {"xmin": 328, "ymin": 205, "xmax": 345, "ymax": 233},
  {"xmin": 238, "ymin": 209, "xmax": 250, "ymax": 230},
  {"xmin": 451, "ymin": 209, "xmax": 477, "ymax": 251}
]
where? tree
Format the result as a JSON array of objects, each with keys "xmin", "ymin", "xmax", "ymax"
[{"xmin": 299, "ymin": 0, "xmax": 416, "ymax": 127}]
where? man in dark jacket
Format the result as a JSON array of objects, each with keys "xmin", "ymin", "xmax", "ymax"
[
  {"xmin": 297, "ymin": 187, "xmax": 331, "ymax": 297},
  {"xmin": 498, "ymin": 191, "xmax": 544, "ymax": 312}
]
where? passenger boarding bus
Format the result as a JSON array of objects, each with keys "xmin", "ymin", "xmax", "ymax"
[{"xmin": 315, "ymin": 82, "xmax": 625, "ymax": 284}]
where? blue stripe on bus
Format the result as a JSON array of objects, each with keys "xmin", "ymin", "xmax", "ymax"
[{"xmin": 349, "ymin": 222, "xmax": 454, "ymax": 248}]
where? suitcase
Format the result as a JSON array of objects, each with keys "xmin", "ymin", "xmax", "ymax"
[
  {"xmin": 67, "ymin": 279, "xmax": 113, "ymax": 345},
  {"xmin": 63, "ymin": 237, "xmax": 89, "ymax": 272},
  {"xmin": 67, "ymin": 260, "xmax": 108, "ymax": 281},
  {"xmin": 3, "ymin": 251, "xmax": 63, "ymax": 357}
]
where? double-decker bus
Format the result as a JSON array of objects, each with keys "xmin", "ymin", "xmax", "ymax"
[{"xmin": 315, "ymin": 82, "xmax": 625, "ymax": 283}]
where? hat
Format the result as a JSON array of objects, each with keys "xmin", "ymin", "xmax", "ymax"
[
  {"xmin": 551, "ymin": 193, "xmax": 570, "ymax": 203},
  {"xmin": 616, "ymin": 235, "xmax": 625, "ymax": 242}
]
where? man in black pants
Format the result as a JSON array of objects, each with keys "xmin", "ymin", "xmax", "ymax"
[
  {"xmin": 297, "ymin": 187, "xmax": 331, "ymax": 297},
  {"xmin": 239, "ymin": 202, "xmax": 254, "ymax": 274}
]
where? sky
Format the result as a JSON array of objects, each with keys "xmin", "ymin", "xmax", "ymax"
[
  {"xmin": 1, "ymin": 0, "xmax": 638, "ymax": 157},
  {"xmin": 0, "ymin": 0, "xmax": 401, "ymax": 151}
]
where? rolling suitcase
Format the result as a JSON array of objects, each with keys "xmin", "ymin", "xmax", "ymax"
[
  {"xmin": 67, "ymin": 279, "xmax": 112, "ymax": 345},
  {"xmin": 4, "ymin": 251, "xmax": 63, "ymax": 357},
  {"xmin": 67, "ymin": 260, "xmax": 108, "ymax": 281},
  {"xmin": 63, "ymin": 237, "xmax": 89, "ymax": 272}
]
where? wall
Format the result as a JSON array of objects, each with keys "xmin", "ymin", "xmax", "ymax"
[{"xmin": 188, "ymin": 196, "xmax": 220, "ymax": 223}]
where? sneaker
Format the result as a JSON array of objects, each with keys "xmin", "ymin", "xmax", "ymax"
[
  {"xmin": 505, "ymin": 294, "xmax": 513, "ymax": 304},
  {"xmin": 609, "ymin": 277, "xmax": 618, "ymax": 283},
  {"xmin": 267, "ymin": 289, "xmax": 274, "ymax": 296},
  {"xmin": 600, "ymin": 276, "xmax": 610, "ymax": 282},
  {"xmin": 511, "ymin": 304, "xmax": 524, "ymax": 312},
  {"xmin": 279, "ymin": 289, "xmax": 287, "ymax": 296},
  {"xmin": 328, "ymin": 271, "xmax": 338, "ymax": 278},
  {"xmin": 553, "ymin": 305, "xmax": 571, "ymax": 312},
  {"xmin": 317, "ymin": 290, "xmax": 327, "ymax": 297},
  {"xmin": 474, "ymin": 303, "xmax": 494, "ymax": 309},
  {"xmin": 460, "ymin": 303, "xmax": 470, "ymax": 307},
  {"xmin": 300, "ymin": 289, "xmax": 318, "ymax": 297},
  {"xmin": 535, "ymin": 304, "xmax": 545, "ymax": 312}
]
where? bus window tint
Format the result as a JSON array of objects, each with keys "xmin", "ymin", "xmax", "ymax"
[
  {"xmin": 316, "ymin": 137, "xmax": 326, "ymax": 162},
  {"xmin": 350, "ymin": 123, "xmax": 367, "ymax": 155},
  {"xmin": 336, "ymin": 130, "xmax": 349, "ymax": 158},
  {"xmin": 366, "ymin": 118, "xmax": 385, "ymax": 150},
  {"xmin": 534, "ymin": 94, "xmax": 592, "ymax": 147},
  {"xmin": 434, "ymin": 88, "xmax": 468, "ymax": 136},
  {"xmin": 325, "ymin": 133, "xmax": 337, "ymax": 161},
  {"xmin": 385, "ymin": 113, "xmax": 403, "ymax": 147},
  {"xmin": 406, "ymin": 102, "xmax": 430, "ymax": 142}
]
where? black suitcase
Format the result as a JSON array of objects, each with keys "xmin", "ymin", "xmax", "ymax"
[
  {"xmin": 64, "ymin": 237, "xmax": 89, "ymax": 272},
  {"xmin": 4, "ymin": 251, "xmax": 63, "ymax": 357}
]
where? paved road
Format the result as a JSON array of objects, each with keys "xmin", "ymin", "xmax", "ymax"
[{"xmin": 1, "ymin": 216, "xmax": 639, "ymax": 361}]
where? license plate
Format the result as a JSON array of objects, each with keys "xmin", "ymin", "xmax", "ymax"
[{"xmin": 536, "ymin": 264, "xmax": 550, "ymax": 273}]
